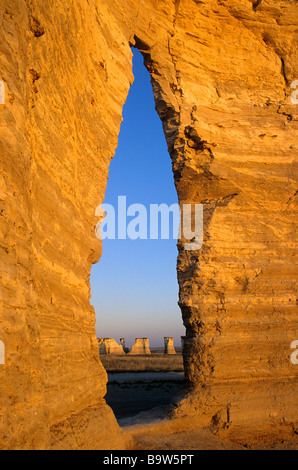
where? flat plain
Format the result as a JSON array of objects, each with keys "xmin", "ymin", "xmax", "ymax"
[{"xmin": 100, "ymin": 351, "xmax": 184, "ymax": 373}]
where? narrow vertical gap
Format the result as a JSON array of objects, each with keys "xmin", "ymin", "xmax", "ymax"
[{"xmin": 91, "ymin": 48, "xmax": 185, "ymax": 422}]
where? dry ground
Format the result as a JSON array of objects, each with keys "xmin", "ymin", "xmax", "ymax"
[
  {"xmin": 130, "ymin": 426, "xmax": 298, "ymax": 450},
  {"xmin": 100, "ymin": 353, "xmax": 184, "ymax": 373},
  {"xmin": 122, "ymin": 411, "xmax": 298, "ymax": 450},
  {"xmin": 100, "ymin": 353, "xmax": 298, "ymax": 450}
]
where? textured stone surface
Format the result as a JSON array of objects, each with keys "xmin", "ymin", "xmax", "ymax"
[{"xmin": 0, "ymin": 0, "xmax": 297, "ymax": 449}]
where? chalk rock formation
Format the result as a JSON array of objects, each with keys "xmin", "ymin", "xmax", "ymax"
[
  {"xmin": 164, "ymin": 337, "xmax": 176, "ymax": 355},
  {"xmin": 129, "ymin": 338, "xmax": 151, "ymax": 355},
  {"xmin": 0, "ymin": 0, "xmax": 297, "ymax": 450},
  {"xmin": 120, "ymin": 338, "xmax": 129, "ymax": 353},
  {"xmin": 98, "ymin": 338, "xmax": 125, "ymax": 355}
]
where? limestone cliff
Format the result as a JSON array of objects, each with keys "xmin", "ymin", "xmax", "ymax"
[{"xmin": 0, "ymin": 0, "xmax": 297, "ymax": 449}]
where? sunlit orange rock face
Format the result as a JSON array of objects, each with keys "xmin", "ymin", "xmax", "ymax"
[{"xmin": 0, "ymin": 0, "xmax": 297, "ymax": 449}]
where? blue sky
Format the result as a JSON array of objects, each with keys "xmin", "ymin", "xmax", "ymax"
[{"xmin": 91, "ymin": 49, "xmax": 185, "ymax": 349}]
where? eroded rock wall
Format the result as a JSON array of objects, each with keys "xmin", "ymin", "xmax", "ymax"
[
  {"xmin": 0, "ymin": 0, "xmax": 297, "ymax": 449},
  {"xmin": 0, "ymin": 0, "xmax": 133, "ymax": 450}
]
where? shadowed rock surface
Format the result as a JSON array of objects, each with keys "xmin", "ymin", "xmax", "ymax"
[
  {"xmin": 105, "ymin": 372, "xmax": 184, "ymax": 419},
  {"xmin": 98, "ymin": 338, "xmax": 125, "ymax": 355},
  {"xmin": 0, "ymin": 0, "xmax": 297, "ymax": 450}
]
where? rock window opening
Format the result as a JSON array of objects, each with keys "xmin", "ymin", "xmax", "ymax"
[{"xmin": 90, "ymin": 48, "xmax": 185, "ymax": 421}]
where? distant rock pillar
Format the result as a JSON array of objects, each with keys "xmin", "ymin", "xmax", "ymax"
[
  {"xmin": 98, "ymin": 338, "xmax": 108, "ymax": 355},
  {"xmin": 143, "ymin": 337, "xmax": 151, "ymax": 355},
  {"xmin": 128, "ymin": 337, "xmax": 151, "ymax": 355},
  {"xmin": 120, "ymin": 338, "xmax": 126, "ymax": 353},
  {"xmin": 164, "ymin": 337, "xmax": 176, "ymax": 355},
  {"xmin": 98, "ymin": 338, "xmax": 125, "ymax": 355}
]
